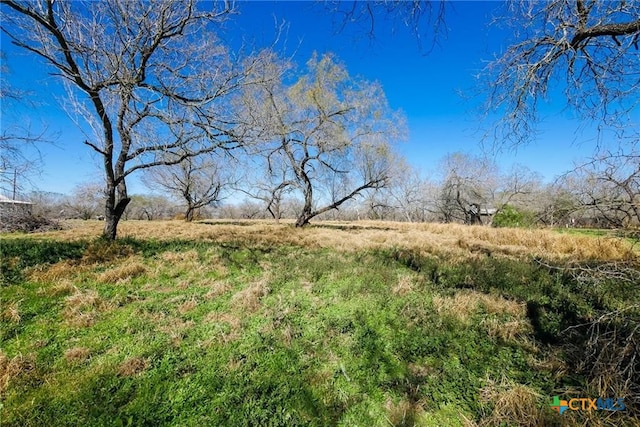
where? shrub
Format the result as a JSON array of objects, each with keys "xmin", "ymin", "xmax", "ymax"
[{"xmin": 493, "ymin": 205, "xmax": 536, "ymax": 228}]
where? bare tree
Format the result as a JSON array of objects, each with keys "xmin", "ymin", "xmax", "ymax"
[
  {"xmin": 322, "ymin": 0, "xmax": 447, "ymax": 52},
  {"xmin": 386, "ymin": 163, "xmax": 439, "ymax": 223},
  {"xmin": 0, "ymin": 52, "xmax": 50, "ymax": 199},
  {"xmin": 27, "ymin": 190, "xmax": 66, "ymax": 219},
  {"xmin": 238, "ymin": 53, "xmax": 406, "ymax": 227},
  {"xmin": 124, "ymin": 194, "xmax": 179, "ymax": 221},
  {"xmin": 358, "ymin": 161, "xmax": 437, "ymax": 223},
  {"xmin": 237, "ymin": 154, "xmax": 296, "ymax": 222},
  {"xmin": 1, "ymin": 0, "xmax": 269, "ymax": 239},
  {"xmin": 483, "ymin": 0, "xmax": 640, "ymax": 148},
  {"xmin": 487, "ymin": 164, "xmax": 542, "ymax": 224},
  {"xmin": 535, "ymin": 182, "xmax": 580, "ymax": 227},
  {"xmin": 434, "ymin": 153, "xmax": 541, "ymax": 225},
  {"xmin": 435, "ymin": 153, "xmax": 493, "ymax": 224},
  {"xmin": 143, "ymin": 153, "xmax": 231, "ymax": 222},
  {"xmin": 561, "ymin": 149, "xmax": 640, "ymax": 228},
  {"xmin": 63, "ymin": 182, "xmax": 105, "ymax": 220}
]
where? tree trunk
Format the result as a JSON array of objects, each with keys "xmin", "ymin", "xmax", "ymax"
[
  {"xmin": 102, "ymin": 181, "xmax": 131, "ymax": 240},
  {"xmin": 295, "ymin": 185, "xmax": 314, "ymax": 227},
  {"xmin": 102, "ymin": 197, "xmax": 131, "ymax": 239},
  {"xmin": 185, "ymin": 206, "xmax": 195, "ymax": 222},
  {"xmin": 295, "ymin": 214, "xmax": 311, "ymax": 227}
]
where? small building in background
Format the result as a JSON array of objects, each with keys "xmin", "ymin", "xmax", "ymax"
[
  {"xmin": 466, "ymin": 203, "xmax": 497, "ymax": 225},
  {"xmin": 0, "ymin": 194, "xmax": 33, "ymax": 219}
]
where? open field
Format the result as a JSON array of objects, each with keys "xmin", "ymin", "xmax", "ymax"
[
  {"xmin": 8, "ymin": 219, "xmax": 637, "ymax": 260},
  {"xmin": 1, "ymin": 220, "xmax": 639, "ymax": 426}
]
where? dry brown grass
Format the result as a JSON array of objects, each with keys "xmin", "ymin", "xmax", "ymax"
[
  {"xmin": 47, "ymin": 280, "xmax": 77, "ymax": 297},
  {"xmin": 158, "ymin": 250, "xmax": 200, "ymax": 276},
  {"xmin": 479, "ymin": 376, "xmax": 552, "ymax": 427},
  {"xmin": 384, "ymin": 397, "xmax": 426, "ymax": 427},
  {"xmin": 433, "ymin": 290, "xmax": 533, "ymax": 343},
  {"xmin": 230, "ymin": 277, "xmax": 271, "ymax": 312},
  {"xmin": 178, "ymin": 298, "xmax": 198, "ymax": 314},
  {"xmin": 204, "ymin": 312, "xmax": 242, "ymax": 343},
  {"xmin": 433, "ymin": 290, "xmax": 525, "ymax": 323},
  {"xmin": 203, "ymin": 280, "xmax": 231, "ymax": 300},
  {"xmin": 154, "ymin": 249, "xmax": 228, "ymax": 283},
  {"xmin": 0, "ymin": 351, "xmax": 36, "ymax": 393},
  {"xmin": 28, "ymin": 260, "xmax": 87, "ymax": 283},
  {"xmin": 392, "ymin": 274, "xmax": 415, "ymax": 296},
  {"xmin": 81, "ymin": 239, "xmax": 134, "ymax": 264},
  {"xmin": 2, "ymin": 301, "xmax": 21, "ymax": 323},
  {"xmin": 139, "ymin": 310, "xmax": 195, "ymax": 347},
  {"xmin": 64, "ymin": 347, "xmax": 91, "ymax": 363},
  {"xmin": 160, "ymin": 318, "xmax": 195, "ymax": 347},
  {"xmin": 97, "ymin": 257, "xmax": 147, "ymax": 284},
  {"xmin": 525, "ymin": 349, "xmax": 570, "ymax": 390},
  {"xmin": 482, "ymin": 317, "xmax": 532, "ymax": 343},
  {"xmin": 33, "ymin": 219, "xmax": 634, "ymax": 262},
  {"xmin": 63, "ymin": 289, "xmax": 110, "ymax": 327},
  {"xmin": 117, "ymin": 357, "xmax": 149, "ymax": 377}
]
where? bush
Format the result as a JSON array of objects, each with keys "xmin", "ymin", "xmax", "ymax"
[{"xmin": 492, "ymin": 205, "xmax": 536, "ymax": 228}]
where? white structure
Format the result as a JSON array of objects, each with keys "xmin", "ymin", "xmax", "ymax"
[{"xmin": 0, "ymin": 194, "xmax": 32, "ymax": 219}]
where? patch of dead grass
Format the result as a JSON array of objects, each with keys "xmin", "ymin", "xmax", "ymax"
[
  {"xmin": 64, "ymin": 347, "xmax": 91, "ymax": 363},
  {"xmin": 230, "ymin": 277, "xmax": 271, "ymax": 312},
  {"xmin": 97, "ymin": 257, "xmax": 147, "ymax": 284},
  {"xmin": 0, "ymin": 351, "xmax": 36, "ymax": 393},
  {"xmin": 479, "ymin": 376, "xmax": 551, "ymax": 427},
  {"xmin": 157, "ymin": 316, "xmax": 195, "ymax": 347},
  {"xmin": 392, "ymin": 274, "xmax": 415, "ymax": 296},
  {"xmin": 28, "ymin": 260, "xmax": 87, "ymax": 283},
  {"xmin": 63, "ymin": 289, "xmax": 110, "ymax": 327},
  {"xmin": 48, "ymin": 280, "xmax": 77, "ymax": 297},
  {"xmin": 433, "ymin": 290, "xmax": 525, "ymax": 324},
  {"xmin": 205, "ymin": 311, "xmax": 242, "ymax": 343},
  {"xmin": 81, "ymin": 239, "xmax": 134, "ymax": 264},
  {"xmin": 117, "ymin": 357, "xmax": 149, "ymax": 377},
  {"xmin": 154, "ymin": 250, "xmax": 228, "ymax": 283},
  {"xmin": 140, "ymin": 310, "xmax": 195, "ymax": 347},
  {"xmin": 385, "ymin": 397, "xmax": 426, "ymax": 427},
  {"xmin": 160, "ymin": 250, "xmax": 199, "ymax": 263},
  {"xmin": 482, "ymin": 317, "xmax": 532, "ymax": 343},
  {"xmin": 178, "ymin": 298, "xmax": 198, "ymax": 314},
  {"xmin": 2, "ymin": 301, "xmax": 21, "ymax": 323},
  {"xmin": 158, "ymin": 250, "xmax": 199, "ymax": 276},
  {"xmin": 203, "ymin": 280, "xmax": 232, "ymax": 300}
]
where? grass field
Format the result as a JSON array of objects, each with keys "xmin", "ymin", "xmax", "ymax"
[{"xmin": 1, "ymin": 220, "xmax": 638, "ymax": 426}]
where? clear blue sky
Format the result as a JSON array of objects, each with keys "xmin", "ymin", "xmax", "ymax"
[{"xmin": 1, "ymin": 1, "xmax": 616, "ymax": 196}]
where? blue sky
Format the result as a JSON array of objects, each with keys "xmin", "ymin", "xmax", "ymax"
[{"xmin": 1, "ymin": 1, "xmax": 618, "ymax": 196}]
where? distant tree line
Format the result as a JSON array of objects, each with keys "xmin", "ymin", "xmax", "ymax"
[{"xmin": 20, "ymin": 148, "xmax": 637, "ymax": 230}]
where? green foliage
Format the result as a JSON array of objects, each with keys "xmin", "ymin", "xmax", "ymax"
[
  {"xmin": 0, "ymin": 239, "xmax": 87, "ymax": 285},
  {"xmin": 380, "ymin": 247, "xmax": 639, "ymax": 341},
  {"xmin": 492, "ymin": 205, "xmax": 536, "ymax": 228},
  {"xmin": 0, "ymin": 238, "xmax": 87, "ymax": 267}
]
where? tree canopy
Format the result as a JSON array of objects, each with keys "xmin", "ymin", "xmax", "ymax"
[
  {"xmin": 1, "ymin": 0, "xmax": 269, "ymax": 238},
  {"xmin": 483, "ymin": 0, "xmax": 640, "ymax": 148},
  {"xmin": 237, "ymin": 53, "xmax": 405, "ymax": 227}
]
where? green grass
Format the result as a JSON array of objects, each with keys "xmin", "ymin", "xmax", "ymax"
[
  {"xmin": 1, "ymin": 236, "xmax": 638, "ymax": 426},
  {"xmin": 552, "ymin": 227, "xmax": 611, "ymax": 237}
]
